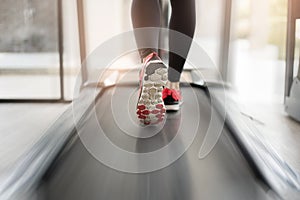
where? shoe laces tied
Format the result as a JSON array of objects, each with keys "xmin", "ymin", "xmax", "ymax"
[{"xmin": 162, "ymin": 88, "xmax": 181, "ymax": 101}]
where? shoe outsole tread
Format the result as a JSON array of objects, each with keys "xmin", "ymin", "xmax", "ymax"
[{"xmin": 137, "ymin": 61, "xmax": 167, "ymax": 125}]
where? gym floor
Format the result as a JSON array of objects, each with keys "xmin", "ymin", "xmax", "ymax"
[{"xmin": 0, "ymin": 103, "xmax": 68, "ymax": 179}]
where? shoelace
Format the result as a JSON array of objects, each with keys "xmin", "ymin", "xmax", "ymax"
[{"xmin": 162, "ymin": 88, "xmax": 181, "ymax": 101}]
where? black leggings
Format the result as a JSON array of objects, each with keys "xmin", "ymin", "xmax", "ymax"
[{"xmin": 131, "ymin": 0, "xmax": 196, "ymax": 82}]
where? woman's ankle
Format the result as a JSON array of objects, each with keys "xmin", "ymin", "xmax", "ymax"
[
  {"xmin": 166, "ymin": 80, "xmax": 180, "ymax": 90},
  {"xmin": 142, "ymin": 52, "xmax": 159, "ymax": 63}
]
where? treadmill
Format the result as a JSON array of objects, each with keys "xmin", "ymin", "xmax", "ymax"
[
  {"xmin": 1, "ymin": 0, "xmax": 300, "ymax": 198},
  {"xmin": 0, "ymin": 66, "xmax": 300, "ymax": 200},
  {"xmin": 285, "ymin": 0, "xmax": 300, "ymax": 122}
]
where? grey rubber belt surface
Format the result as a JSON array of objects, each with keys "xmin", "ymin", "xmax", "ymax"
[{"xmin": 37, "ymin": 86, "xmax": 272, "ymax": 200}]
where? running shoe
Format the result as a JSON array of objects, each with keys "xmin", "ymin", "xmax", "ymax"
[
  {"xmin": 136, "ymin": 52, "xmax": 168, "ymax": 125},
  {"xmin": 162, "ymin": 87, "xmax": 182, "ymax": 111}
]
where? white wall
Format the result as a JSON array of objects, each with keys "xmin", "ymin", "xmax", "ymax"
[
  {"xmin": 63, "ymin": 0, "xmax": 81, "ymax": 69},
  {"xmin": 83, "ymin": 0, "xmax": 132, "ymax": 56}
]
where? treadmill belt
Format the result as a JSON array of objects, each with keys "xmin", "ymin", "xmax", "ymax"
[{"xmin": 37, "ymin": 86, "xmax": 271, "ymax": 200}]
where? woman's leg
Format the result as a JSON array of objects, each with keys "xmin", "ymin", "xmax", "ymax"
[
  {"xmin": 132, "ymin": 0, "xmax": 168, "ymax": 125},
  {"xmin": 168, "ymin": 0, "xmax": 196, "ymax": 82},
  {"xmin": 131, "ymin": 0, "xmax": 161, "ymax": 60}
]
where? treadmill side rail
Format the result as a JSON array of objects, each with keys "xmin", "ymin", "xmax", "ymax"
[
  {"xmin": 210, "ymin": 87, "xmax": 300, "ymax": 199},
  {"xmin": 286, "ymin": 77, "xmax": 300, "ymax": 122}
]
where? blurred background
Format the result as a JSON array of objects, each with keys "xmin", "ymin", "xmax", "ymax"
[
  {"xmin": 1, "ymin": 0, "xmax": 300, "ymax": 182},
  {"xmin": 0, "ymin": 0, "xmax": 296, "ymax": 101}
]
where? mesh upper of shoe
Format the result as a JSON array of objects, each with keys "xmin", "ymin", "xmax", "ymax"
[{"xmin": 162, "ymin": 88, "xmax": 181, "ymax": 101}]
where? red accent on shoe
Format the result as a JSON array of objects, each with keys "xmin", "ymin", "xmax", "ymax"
[
  {"xmin": 137, "ymin": 105, "xmax": 146, "ymax": 110},
  {"xmin": 143, "ymin": 52, "xmax": 159, "ymax": 64},
  {"xmin": 156, "ymin": 114, "xmax": 164, "ymax": 118},
  {"xmin": 144, "ymin": 121, "xmax": 151, "ymax": 125},
  {"xmin": 142, "ymin": 110, "xmax": 150, "ymax": 115},
  {"xmin": 151, "ymin": 109, "xmax": 160, "ymax": 114},
  {"xmin": 156, "ymin": 104, "xmax": 164, "ymax": 109},
  {"xmin": 138, "ymin": 115, "xmax": 147, "ymax": 119},
  {"xmin": 162, "ymin": 88, "xmax": 181, "ymax": 101}
]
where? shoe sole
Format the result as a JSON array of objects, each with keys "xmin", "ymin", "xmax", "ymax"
[
  {"xmin": 165, "ymin": 104, "xmax": 180, "ymax": 111},
  {"xmin": 137, "ymin": 61, "xmax": 168, "ymax": 125}
]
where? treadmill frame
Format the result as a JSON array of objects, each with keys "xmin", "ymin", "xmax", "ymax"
[{"xmin": 1, "ymin": 69, "xmax": 300, "ymax": 200}]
